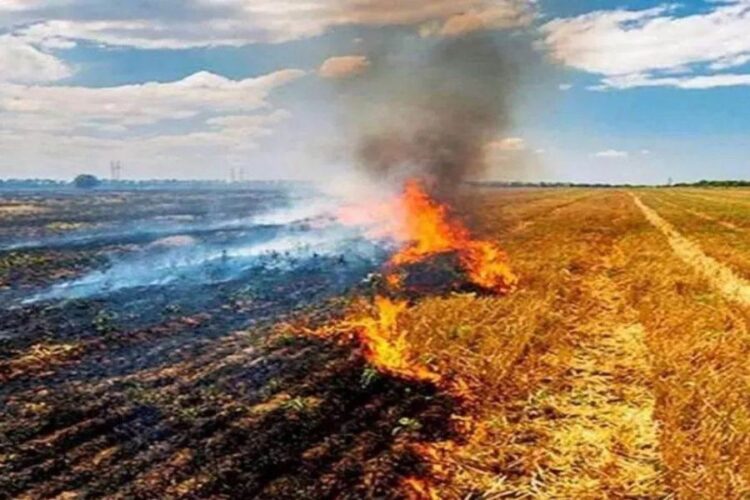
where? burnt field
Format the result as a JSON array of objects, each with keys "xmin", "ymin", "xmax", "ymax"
[
  {"xmin": 6, "ymin": 186, "xmax": 750, "ymax": 498},
  {"xmin": 0, "ymin": 187, "xmax": 461, "ymax": 499}
]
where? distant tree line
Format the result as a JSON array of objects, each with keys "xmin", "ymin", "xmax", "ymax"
[
  {"xmin": 0, "ymin": 179, "xmax": 68, "ymax": 189},
  {"xmin": 473, "ymin": 181, "xmax": 652, "ymax": 188},
  {"xmin": 475, "ymin": 180, "xmax": 750, "ymax": 189},
  {"xmin": 671, "ymin": 180, "xmax": 750, "ymax": 188}
]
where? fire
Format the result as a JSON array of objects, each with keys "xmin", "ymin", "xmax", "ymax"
[
  {"xmin": 315, "ymin": 179, "xmax": 519, "ymax": 382},
  {"xmin": 338, "ymin": 179, "xmax": 517, "ymax": 293},
  {"xmin": 389, "ymin": 180, "xmax": 517, "ymax": 294},
  {"xmin": 323, "ymin": 296, "xmax": 440, "ymax": 383},
  {"xmin": 316, "ymin": 178, "xmax": 520, "ymax": 382},
  {"xmin": 304, "ymin": 179, "xmax": 517, "ymax": 496},
  {"xmin": 403, "ymin": 477, "xmax": 439, "ymax": 500},
  {"xmin": 314, "ymin": 179, "xmax": 518, "ymax": 382}
]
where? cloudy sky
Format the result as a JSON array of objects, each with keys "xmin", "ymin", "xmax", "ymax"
[{"xmin": 1, "ymin": 0, "xmax": 748, "ymax": 184}]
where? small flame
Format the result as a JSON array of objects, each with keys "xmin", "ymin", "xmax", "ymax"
[
  {"xmin": 386, "ymin": 272, "xmax": 405, "ymax": 289},
  {"xmin": 344, "ymin": 296, "xmax": 439, "ymax": 382},
  {"xmin": 403, "ymin": 477, "xmax": 439, "ymax": 500}
]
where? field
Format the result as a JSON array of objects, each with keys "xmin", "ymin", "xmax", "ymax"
[{"xmin": 2, "ymin": 186, "xmax": 750, "ymax": 498}]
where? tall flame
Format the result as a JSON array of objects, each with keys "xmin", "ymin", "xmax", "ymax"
[{"xmin": 390, "ymin": 180, "xmax": 517, "ymax": 293}]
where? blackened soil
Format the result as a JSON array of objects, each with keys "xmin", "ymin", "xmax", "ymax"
[{"xmin": 0, "ymin": 189, "xmax": 461, "ymax": 499}]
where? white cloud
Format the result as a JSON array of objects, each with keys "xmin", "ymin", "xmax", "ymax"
[
  {"xmin": 0, "ymin": 0, "xmax": 63, "ymax": 11},
  {"xmin": 0, "ymin": 1, "xmax": 536, "ymax": 179},
  {"xmin": 597, "ymin": 72, "xmax": 750, "ymax": 90},
  {"xmin": 593, "ymin": 149, "xmax": 629, "ymax": 159},
  {"xmin": 16, "ymin": 19, "xmax": 259, "ymax": 50},
  {"xmin": 541, "ymin": 1, "xmax": 750, "ymax": 89},
  {"xmin": 0, "ymin": 35, "xmax": 72, "ymax": 83},
  {"xmin": 0, "ymin": 69, "xmax": 304, "ymax": 178},
  {"xmin": 319, "ymin": 55, "xmax": 370, "ymax": 79},
  {"xmin": 0, "ymin": 69, "xmax": 304, "ymax": 131},
  {"xmin": 4, "ymin": 0, "xmax": 535, "ymax": 50},
  {"xmin": 558, "ymin": 83, "xmax": 572, "ymax": 91}
]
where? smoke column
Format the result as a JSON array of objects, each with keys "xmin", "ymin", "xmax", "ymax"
[{"xmin": 337, "ymin": 33, "xmax": 520, "ymax": 196}]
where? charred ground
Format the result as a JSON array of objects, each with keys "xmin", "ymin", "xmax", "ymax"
[{"xmin": 0, "ymin": 188, "xmax": 462, "ymax": 499}]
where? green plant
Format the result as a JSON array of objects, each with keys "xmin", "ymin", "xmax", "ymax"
[
  {"xmin": 360, "ymin": 367, "xmax": 380, "ymax": 389},
  {"xmin": 92, "ymin": 309, "xmax": 118, "ymax": 333},
  {"xmin": 282, "ymin": 397, "xmax": 309, "ymax": 413},
  {"xmin": 392, "ymin": 417, "xmax": 422, "ymax": 436}
]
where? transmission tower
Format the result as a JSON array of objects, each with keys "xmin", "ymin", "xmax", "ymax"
[{"xmin": 110, "ymin": 161, "xmax": 123, "ymax": 181}]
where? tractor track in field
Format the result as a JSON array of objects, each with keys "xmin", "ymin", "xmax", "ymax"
[
  {"xmin": 633, "ymin": 194, "xmax": 750, "ymax": 306},
  {"xmin": 666, "ymin": 190, "xmax": 750, "ymax": 212},
  {"xmin": 493, "ymin": 252, "xmax": 664, "ymax": 497},
  {"xmin": 536, "ymin": 270, "xmax": 663, "ymax": 497},
  {"xmin": 656, "ymin": 198, "xmax": 745, "ymax": 233},
  {"xmin": 507, "ymin": 192, "xmax": 596, "ymax": 234}
]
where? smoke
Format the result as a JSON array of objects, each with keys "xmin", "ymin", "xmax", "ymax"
[
  {"xmin": 337, "ymin": 33, "xmax": 520, "ymax": 196},
  {"xmin": 18, "ymin": 191, "xmax": 393, "ymax": 304}
]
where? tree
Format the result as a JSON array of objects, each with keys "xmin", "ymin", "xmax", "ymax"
[{"xmin": 73, "ymin": 174, "xmax": 101, "ymax": 189}]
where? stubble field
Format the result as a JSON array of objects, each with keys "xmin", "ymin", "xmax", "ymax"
[{"xmin": 2, "ymin": 187, "xmax": 750, "ymax": 499}]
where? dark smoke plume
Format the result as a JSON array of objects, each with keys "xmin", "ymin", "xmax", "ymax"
[{"xmin": 340, "ymin": 34, "xmax": 519, "ymax": 195}]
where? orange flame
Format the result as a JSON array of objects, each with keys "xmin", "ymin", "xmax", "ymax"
[
  {"xmin": 290, "ymin": 180, "xmax": 518, "ymax": 500},
  {"xmin": 296, "ymin": 179, "xmax": 517, "ymax": 497},
  {"xmin": 403, "ymin": 477, "xmax": 439, "ymax": 500},
  {"xmin": 338, "ymin": 179, "xmax": 517, "ymax": 293},
  {"xmin": 319, "ymin": 180, "xmax": 517, "ymax": 383},
  {"xmin": 341, "ymin": 296, "xmax": 439, "ymax": 383},
  {"xmin": 390, "ymin": 180, "xmax": 517, "ymax": 293},
  {"xmin": 317, "ymin": 179, "xmax": 519, "ymax": 382}
]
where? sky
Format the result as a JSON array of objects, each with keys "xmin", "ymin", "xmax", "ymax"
[{"xmin": 0, "ymin": 0, "xmax": 748, "ymax": 184}]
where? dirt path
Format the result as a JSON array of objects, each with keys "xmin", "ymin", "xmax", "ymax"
[
  {"xmin": 632, "ymin": 194, "xmax": 750, "ymax": 305},
  {"xmin": 496, "ymin": 260, "xmax": 664, "ymax": 497}
]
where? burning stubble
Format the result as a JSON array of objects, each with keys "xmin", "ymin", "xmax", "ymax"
[{"xmin": 340, "ymin": 34, "xmax": 519, "ymax": 196}]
